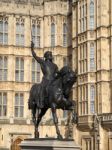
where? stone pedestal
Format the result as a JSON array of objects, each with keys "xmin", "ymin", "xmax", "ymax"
[{"xmin": 20, "ymin": 138, "xmax": 80, "ymax": 150}]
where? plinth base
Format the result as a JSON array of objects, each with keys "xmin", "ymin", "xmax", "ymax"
[{"xmin": 20, "ymin": 138, "xmax": 80, "ymax": 150}]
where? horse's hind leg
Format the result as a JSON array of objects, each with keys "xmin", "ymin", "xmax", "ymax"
[
  {"xmin": 35, "ymin": 108, "xmax": 48, "ymax": 138},
  {"xmin": 36, "ymin": 108, "xmax": 48, "ymax": 126},
  {"xmin": 51, "ymin": 105, "xmax": 63, "ymax": 139},
  {"xmin": 32, "ymin": 104, "xmax": 36, "ymax": 124}
]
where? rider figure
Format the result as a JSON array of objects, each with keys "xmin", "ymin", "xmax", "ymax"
[{"xmin": 31, "ymin": 41, "xmax": 59, "ymax": 108}]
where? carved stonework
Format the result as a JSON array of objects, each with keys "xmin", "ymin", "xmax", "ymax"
[
  {"xmin": 1, "ymin": 0, "xmax": 11, "ymax": 2},
  {"xmin": 0, "ymin": 0, "xmax": 44, "ymax": 5},
  {"xmin": 100, "ymin": 113, "xmax": 112, "ymax": 129}
]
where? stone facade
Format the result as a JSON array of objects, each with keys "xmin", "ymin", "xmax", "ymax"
[
  {"xmin": 0, "ymin": 0, "xmax": 72, "ymax": 149},
  {"xmin": 0, "ymin": 0, "xmax": 112, "ymax": 150},
  {"xmin": 72, "ymin": 0, "xmax": 112, "ymax": 150}
]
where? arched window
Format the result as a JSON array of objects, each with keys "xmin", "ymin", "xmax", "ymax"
[
  {"xmin": 15, "ymin": 93, "xmax": 24, "ymax": 117},
  {"xmin": 32, "ymin": 24, "xmax": 40, "ymax": 48},
  {"xmin": 37, "ymin": 25, "xmax": 40, "ymax": 47},
  {"xmin": 79, "ymin": 85, "xmax": 88, "ymax": 115},
  {"xmin": 16, "ymin": 18, "xmax": 24, "ymax": 46},
  {"xmin": 90, "ymin": 43, "xmax": 95, "ymax": 70},
  {"xmin": 4, "ymin": 21, "xmax": 8, "ymax": 44},
  {"xmin": 63, "ymin": 23, "xmax": 67, "ymax": 47},
  {"xmin": 32, "ymin": 58, "xmax": 40, "ymax": 83},
  {"xmin": 90, "ymin": 0, "xmax": 94, "ymax": 29},
  {"xmin": 15, "ymin": 57, "xmax": 24, "ymax": 82},
  {"xmin": 0, "ymin": 92, "xmax": 7, "ymax": 117},
  {"xmin": 0, "ymin": 56, "xmax": 8, "ymax": 81},
  {"xmin": 0, "ymin": 17, "xmax": 8, "ymax": 45},
  {"xmin": 51, "ymin": 23, "xmax": 55, "ymax": 47},
  {"xmin": 90, "ymin": 85, "xmax": 95, "ymax": 113}
]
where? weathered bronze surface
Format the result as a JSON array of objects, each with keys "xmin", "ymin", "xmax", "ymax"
[{"xmin": 28, "ymin": 41, "xmax": 77, "ymax": 139}]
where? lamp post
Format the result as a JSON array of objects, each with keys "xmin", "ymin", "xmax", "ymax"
[
  {"xmin": 93, "ymin": 113, "xmax": 101, "ymax": 150},
  {"xmin": 97, "ymin": 134, "xmax": 100, "ymax": 150}
]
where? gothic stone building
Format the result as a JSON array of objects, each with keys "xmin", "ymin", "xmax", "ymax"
[{"xmin": 0, "ymin": 0, "xmax": 112, "ymax": 150}]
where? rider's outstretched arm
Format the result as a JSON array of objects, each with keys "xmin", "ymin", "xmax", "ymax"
[{"xmin": 31, "ymin": 41, "xmax": 43, "ymax": 64}]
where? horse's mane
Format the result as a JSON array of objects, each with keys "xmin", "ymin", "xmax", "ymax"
[
  {"xmin": 51, "ymin": 66, "xmax": 73, "ymax": 88},
  {"xmin": 60, "ymin": 66, "xmax": 71, "ymax": 76},
  {"xmin": 51, "ymin": 76, "xmax": 62, "ymax": 87}
]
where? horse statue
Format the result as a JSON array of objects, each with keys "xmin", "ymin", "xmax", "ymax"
[{"xmin": 28, "ymin": 66, "xmax": 77, "ymax": 139}]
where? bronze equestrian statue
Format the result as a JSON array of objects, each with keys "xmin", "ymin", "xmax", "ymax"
[{"xmin": 28, "ymin": 41, "xmax": 77, "ymax": 139}]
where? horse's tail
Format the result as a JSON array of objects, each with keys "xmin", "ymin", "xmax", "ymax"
[
  {"xmin": 28, "ymin": 84, "xmax": 38, "ymax": 110},
  {"xmin": 37, "ymin": 108, "xmax": 41, "ymax": 117}
]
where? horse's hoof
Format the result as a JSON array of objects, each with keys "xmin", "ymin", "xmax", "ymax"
[
  {"xmin": 35, "ymin": 134, "xmax": 39, "ymax": 139},
  {"xmin": 35, "ymin": 130, "xmax": 39, "ymax": 139},
  {"xmin": 57, "ymin": 135, "xmax": 63, "ymax": 140},
  {"xmin": 35, "ymin": 136, "xmax": 39, "ymax": 139}
]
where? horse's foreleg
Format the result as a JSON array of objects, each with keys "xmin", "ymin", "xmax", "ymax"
[
  {"xmin": 35, "ymin": 108, "xmax": 48, "ymax": 138},
  {"xmin": 51, "ymin": 106, "xmax": 63, "ymax": 139},
  {"xmin": 32, "ymin": 104, "xmax": 36, "ymax": 124}
]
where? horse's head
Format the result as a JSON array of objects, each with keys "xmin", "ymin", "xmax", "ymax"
[
  {"xmin": 60, "ymin": 66, "xmax": 77, "ymax": 85},
  {"xmin": 60, "ymin": 66, "xmax": 77, "ymax": 97}
]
